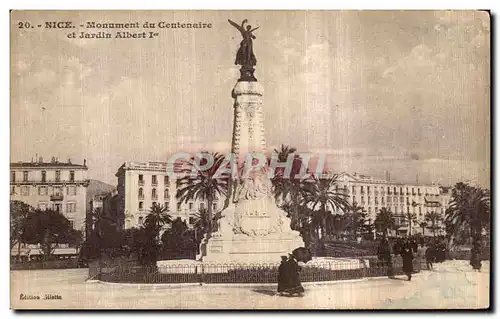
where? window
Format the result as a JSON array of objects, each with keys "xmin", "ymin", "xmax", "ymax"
[
  {"xmin": 23, "ymin": 171, "xmax": 28, "ymax": 182},
  {"xmin": 375, "ymin": 197, "xmax": 379, "ymax": 204},
  {"xmin": 381, "ymin": 197, "xmax": 385, "ymax": 204},
  {"xmin": 152, "ymin": 175, "xmax": 158, "ymax": 185},
  {"xmin": 55, "ymin": 203, "xmax": 62, "ymax": 212},
  {"xmin": 53, "ymin": 186, "xmax": 62, "ymax": 195},
  {"xmin": 67, "ymin": 186, "xmax": 76, "ymax": 196},
  {"xmin": 188, "ymin": 202, "xmax": 194, "ymax": 210},
  {"xmin": 393, "ymin": 187, "xmax": 397, "ymax": 194},
  {"xmin": 361, "ymin": 196, "xmax": 365, "ymax": 204},
  {"xmin": 164, "ymin": 176, "xmax": 170, "ymax": 186},
  {"xmin": 11, "ymin": 171, "xmax": 15, "ymax": 182},
  {"xmin": 368, "ymin": 207, "xmax": 372, "ymax": 213},
  {"xmin": 66, "ymin": 202, "xmax": 76, "ymax": 213},
  {"xmin": 139, "ymin": 201, "xmax": 144, "ymax": 210},
  {"xmin": 164, "ymin": 202, "xmax": 169, "ymax": 211},
  {"xmin": 352, "ymin": 196, "xmax": 356, "ymax": 204},
  {"xmin": 21, "ymin": 186, "xmax": 30, "ymax": 196},
  {"xmin": 387, "ymin": 196, "xmax": 392, "ymax": 203},
  {"xmin": 213, "ymin": 203, "xmax": 217, "ymax": 210},
  {"xmin": 367, "ymin": 186, "xmax": 370, "ymax": 193},
  {"xmin": 360, "ymin": 186, "xmax": 364, "ymax": 193},
  {"xmin": 138, "ymin": 175, "xmax": 144, "ymax": 185},
  {"xmin": 41, "ymin": 171, "xmax": 46, "ymax": 183},
  {"xmin": 177, "ymin": 202, "xmax": 182, "ymax": 210},
  {"xmin": 352, "ymin": 186, "xmax": 355, "ymax": 193},
  {"xmin": 164, "ymin": 188, "xmax": 169, "ymax": 199},
  {"xmin": 69, "ymin": 220, "xmax": 75, "ymax": 228},
  {"xmin": 138, "ymin": 217, "xmax": 144, "ymax": 226},
  {"xmin": 395, "ymin": 206, "xmax": 398, "ymax": 214},
  {"xmin": 400, "ymin": 187, "xmax": 403, "ymax": 194},
  {"xmin": 10, "ymin": 186, "xmax": 15, "ymax": 195},
  {"xmin": 70, "ymin": 170, "xmax": 75, "ymax": 182},
  {"xmin": 152, "ymin": 188, "xmax": 157, "ymax": 200},
  {"xmin": 368, "ymin": 196, "xmax": 371, "ymax": 203},
  {"xmin": 200, "ymin": 202, "xmax": 205, "ymax": 210},
  {"xmin": 138, "ymin": 187, "xmax": 144, "ymax": 199},
  {"xmin": 39, "ymin": 186, "xmax": 48, "ymax": 196},
  {"xmin": 55, "ymin": 170, "xmax": 61, "ymax": 182}
]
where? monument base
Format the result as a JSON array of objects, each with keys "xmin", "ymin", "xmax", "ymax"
[{"xmin": 201, "ymin": 234, "xmax": 305, "ymax": 264}]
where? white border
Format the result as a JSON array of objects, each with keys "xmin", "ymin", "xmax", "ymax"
[{"xmin": 2, "ymin": 1, "xmax": 498, "ymax": 318}]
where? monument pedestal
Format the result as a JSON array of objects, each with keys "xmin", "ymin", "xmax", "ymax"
[{"xmin": 198, "ymin": 80, "xmax": 305, "ymax": 264}]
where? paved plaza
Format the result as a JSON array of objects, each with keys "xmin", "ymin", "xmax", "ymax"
[{"xmin": 11, "ymin": 260, "xmax": 489, "ymax": 310}]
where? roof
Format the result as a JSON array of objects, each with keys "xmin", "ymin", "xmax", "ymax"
[{"xmin": 11, "ymin": 162, "xmax": 87, "ymax": 169}]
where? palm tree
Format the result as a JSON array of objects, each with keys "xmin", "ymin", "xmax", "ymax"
[
  {"xmin": 302, "ymin": 174, "xmax": 350, "ymax": 240},
  {"xmin": 144, "ymin": 203, "xmax": 172, "ymax": 241},
  {"xmin": 425, "ymin": 211, "xmax": 441, "ymax": 237},
  {"xmin": 419, "ymin": 221, "xmax": 427, "ymax": 236},
  {"xmin": 445, "ymin": 182, "xmax": 490, "ymax": 250},
  {"xmin": 374, "ymin": 207, "xmax": 395, "ymax": 237},
  {"xmin": 406, "ymin": 212, "xmax": 418, "ymax": 236},
  {"xmin": 176, "ymin": 152, "xmax": 229, "ymax": 235},
  {"xmin": 271, "ymin": 146, "xmax": 313, "ymax": 230}
]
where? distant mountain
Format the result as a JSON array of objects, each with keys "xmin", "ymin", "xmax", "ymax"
[{"xmin": 86, "ymin": 179, "xmax": 116, "ymax": 205}]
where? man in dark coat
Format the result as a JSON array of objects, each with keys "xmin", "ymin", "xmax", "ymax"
[
  {"xmin": 400, "ymin": 240, "xmax": 414, "ymax": 281},
  {"xmin": 470, "ymin": 243, "xmax": 482, "ymax": 271}
]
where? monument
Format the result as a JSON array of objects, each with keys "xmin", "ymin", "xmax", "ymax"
[{"xmin": 199, "ymin": 19, "xmax": 305, "ymax": 263}]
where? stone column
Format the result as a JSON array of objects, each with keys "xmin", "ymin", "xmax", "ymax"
[{"xmin": 199, "ymin": 80, "xmax": 304, "ymax": 264}]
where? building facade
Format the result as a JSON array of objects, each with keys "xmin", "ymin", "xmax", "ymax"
[
  {"xmin": 10, "ymin": 157, "xmax": 90, "ymax": 236},
  {"xmin": 112, "ymin": 160, "xmax": 452, "ymax": 236},
  {"xmin": 331, "ymin": 172, "xmax": 451, "ymax": 236},
  {"xmin": 115, "ymin": 161, "xmax": 225, "ymax": 229}
]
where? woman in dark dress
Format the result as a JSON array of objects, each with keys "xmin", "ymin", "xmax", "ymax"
[
  {"xmin": 277, "ymin": 248, "xmax": 311, "ymax": 296},
  {"xmin": 400, "ymin": 241, "xmax": 414, "ymax": 281}
]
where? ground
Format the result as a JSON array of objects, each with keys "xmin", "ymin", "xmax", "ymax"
[{"xmin": 10, "ymin": 260, "xmax": 489, "ymax": 310}]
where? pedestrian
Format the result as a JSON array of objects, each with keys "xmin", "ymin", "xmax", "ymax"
[
  {"xmin": 425, "ymin": 244, "xmax": 434, "ymax": 270},
  {"xmin": 400, "ymin": 240, "xmax": 414, "ymax": 281},
  {"xmin": 277, "ymin": 248, "xmax": 311, "ymax": 296},
  {"xmin": 470, "ymin": 244, "xmax": 482, "ymax": 272}
]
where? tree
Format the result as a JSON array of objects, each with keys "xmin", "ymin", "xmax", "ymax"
[
  {"xmin": 302, "ymin": 174, "xmax": 350, "ymax": 241},
  {"xmin": 271, "ymin": 145, "xmax": 314, "ymax": 230},
  {"xmin": 445, "ymin": 182, "xmax": 490, "ymax": 250},
  {"xmin": 161, "ymin": 218, "xmax": 196, "ymax": 259},
  {"xmin": 406, "ymin": 212, "xmax": 418, "ymax": 236},
  {"xmin": 425, "ymin": 211, "xmax": 441, "ymax": 236},
  {"xmin": 10, "ymin": 200, "xmax": 32, "ymax": 251},
  {"xmin": 144, "ymin": 203, "xmax": 172, "ymax": 241},
  {"xmin": 419, "ymin": 221, "xmax": 428, "ymax": 237},
  {"xmin": 176, "ymin": 152, "xmax": 229, "ymax": 235},
  {"xmin": 20, "ymin": 209, "xmax": 74, "ymax": 261},
  {"xmin": 375, "ymin": 207, "xmax": 395, "ymax": 237}
]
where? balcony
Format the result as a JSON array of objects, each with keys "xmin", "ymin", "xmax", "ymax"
[
  {"xmin": 138, "ymin": 194, "xmax": 144, "ymax": 200},
  {"xmin": 152, "ymin": 182, "xmax": 158, "ymax": 187},
  {"xmin": 152, "ymin": 195, "xmax": 158, "ymax": 200},
  {"xmin": 50, "ymin": 194, "xmax": 64, "ymax": 201},
  {"xmin": 138, "ymin": 180, "xmax": 144, "ymax": 186}
]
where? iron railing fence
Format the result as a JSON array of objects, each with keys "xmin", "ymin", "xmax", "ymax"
[{"xmin": 89, "ymin": 258, "xmax": 422, "ymax": 284}]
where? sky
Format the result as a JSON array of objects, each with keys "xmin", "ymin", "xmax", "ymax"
[{"xmin": 10, "ymin": 11, "xmax": 490, "ymax": 187}]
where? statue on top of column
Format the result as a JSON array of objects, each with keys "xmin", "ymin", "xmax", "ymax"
[{"xmin": 228, "ymin": 19, "xmax": 259, "ymax": 67}]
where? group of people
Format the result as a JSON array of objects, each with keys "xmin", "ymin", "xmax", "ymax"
[{"xmin": 377, "ymin": 237, "xmax": 418, "ymax": 281}]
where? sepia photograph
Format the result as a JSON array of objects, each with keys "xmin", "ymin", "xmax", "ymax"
[{"xmin": 9, "ymin": 10, "xmax": 490, "ymax": 310}]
